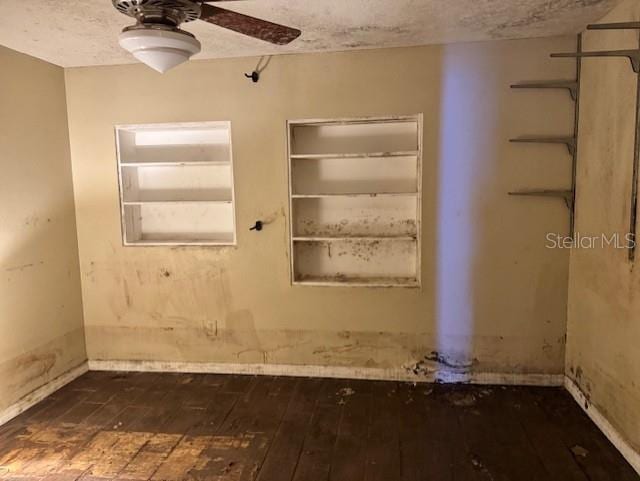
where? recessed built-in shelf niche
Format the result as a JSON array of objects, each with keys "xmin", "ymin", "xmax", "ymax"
[
  {"xmin": 115, "ymin": 121, "xmax": 236, "ymax": 246},
  {"xmin": 287, "ymin": 115, "xmax": 422, "ymax": 287}
]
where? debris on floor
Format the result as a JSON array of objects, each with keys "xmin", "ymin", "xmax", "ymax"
[
  {"xmin": 571, "ymin": 445, "xmax": 589, "ymax": 458},
  {"xmin": 470, "ymin": 453, "xmax": 495, "ymax": 480},
  {"xmin": 221, "ymin": 461, "xmax": 236, "ymax": 474},
  {"xmin": 337, "ymin": 387, "xmax": 355, "ymax": 397},
  {"xmin": 336, "ymin": 386, "xmax": 355, "ymax": 405},
  {"xmin": 446, "ymin": 388, "xmax": 492, "ymax": 407},
  {"xmin": 448, "ymin": 392, "xmax": 478, "ymax": 407}
]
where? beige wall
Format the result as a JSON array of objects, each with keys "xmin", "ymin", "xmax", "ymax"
[
  {"xmin": 567, "ymin": 0, "xmax": 640, "ymax": 456},
  {"xmin": 0, "ymin": 46, "xmax": 85, "ymax": 413},
  {"xmin": 65, "ymin": 36, "xmax": 577, "ymax": 379}
]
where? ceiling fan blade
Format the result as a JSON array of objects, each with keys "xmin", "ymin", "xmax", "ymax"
[{"xmin": 199, "ymin": 4, "xmax": 301, "ymax": 45}]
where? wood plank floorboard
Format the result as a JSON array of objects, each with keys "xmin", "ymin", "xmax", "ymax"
[{"xmin": 0, "ymin": 373, "xmax": 637, "ymax": 481}]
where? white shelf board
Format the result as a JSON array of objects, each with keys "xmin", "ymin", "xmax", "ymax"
[
  {"xmin": 288, "ymin": 117, "xmax": 419, "ymax": 127},
  {"xmin": 293, "ymin": 275, "xmax": 419, "ymax": 287},
  {"xmin": 120, "ymin": 160, "xmax": 230, "ymax": 167},
  {"xmin": 290, "ymin": 151, "xmax": 419, "ymax": 160},
  {"xmin": 125, "ymin": 239, "xmax": 235, "ymax": 246},
  {"xmin": 291, "ymin": 192, "xmax": 418, "ymax": 199},
  {"xmin": 123, "ymin": 200, "xmax": 232, "ymax": 205},
  {"xmin": 125, "ymin": 230, "xmax": 236, "ymax": 246},
  {"xmin": 292, "ymin": 236, "xmax": 417, "ymax": 242}
]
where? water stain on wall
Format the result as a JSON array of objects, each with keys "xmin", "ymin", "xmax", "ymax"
[
  {"xmin": 0, "ymin": 328, "xmax": 87, "ymax": 412},
  {"xmin": 14, "ymin": 352, "xmax": 58, "ymax": 386}
]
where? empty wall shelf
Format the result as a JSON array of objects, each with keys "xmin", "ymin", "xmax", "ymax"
[
  {"xmin": 115, "ymin": 121, "xmax": 237, "ymax": 246},
  {"xmin": 287, "ymin": 115, "xmax": 423, "ymax": 287}
]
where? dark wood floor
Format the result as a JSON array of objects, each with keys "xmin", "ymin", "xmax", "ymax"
[{"xmin": 0, "ymin": 372, "xmax": 637, "ymax": 481}]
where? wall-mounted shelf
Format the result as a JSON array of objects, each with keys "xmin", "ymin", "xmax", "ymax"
[
  {"xmin": 510, "ymin": 80, "xmax": 578, "ymax": 101},
  {"xmin": 122, "ymin": 200, "xmax": 233, "ymax": 205},
  {"xmin": 587, "ymin": 22, "xmax": 640, "ymax": 30},
  {"xmin": 290, "ymin": 151, "xmax": 418, "ymax": 160},
  {"xmin": 120, "ymin": 160, "xmax": 230, "ymax": 167},
  {"xmin": 115, "ymin": 122, "xmax": 236, "ymax": 246},
  {"xmin": 287, "ymin": 115, "xmax": 422, "ymax": 287},
  {"xmin": 292, "ymin": 236, "xmax": 417, "ymax": 242},
  {"xmin": 291, "ymin": 193, "xmax": 418, "ymax": 199},
  {"xmin": 508, "ymin": 34, "xmax": 583, "ymax": 236},
  {"xmin": 509, "ymin": 189, "xmax": 573, "ymax": 209},
  {"xmin": 509, "ymin": 136, "xmax": 576, "ymax": 156},
  {"xmin": 294, "ymin": 275, "xmax": 419, "ymax": 288},
  {"xmin": 551, "ymin": 50, "xmax": 640, "ymax": 73}
]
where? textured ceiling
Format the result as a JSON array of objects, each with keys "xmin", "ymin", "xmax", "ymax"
[{"xmin": 0, "ymin": 0, "xmax": 620, "ymax": 68}]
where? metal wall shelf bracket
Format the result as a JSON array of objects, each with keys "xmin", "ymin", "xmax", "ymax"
[
  {"xmin": 510, "ymin": 80, "xmax": 578, "ymax": 101},
  {"xmin": 508, "ymin": 189, "xmax": 574, "ymax": 210},
  {"xmin": 551, "ymin": 50, "xmax": 640, "ymax": 74},
  {"xmin": 509, "ymin": 136, "xmax": 576, "ymax": 156},
  {"xmin": 569, "ymin": 35, "xmax": 582, "ymax": 237}
]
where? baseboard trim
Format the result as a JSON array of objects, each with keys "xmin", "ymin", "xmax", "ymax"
[
  {"xmin": 564, "ymin": 376, "xmax": 640, "ymax": 475},
  {"xmin": 0, "ymin": 361, "xmax": 89, "ymax": 427},
  {"xmin": 87, "ymin": 359, "xmax": 564, "ymax": 386}
]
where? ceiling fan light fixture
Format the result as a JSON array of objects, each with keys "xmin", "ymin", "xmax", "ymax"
[{"xmin": 118, "ymin": 27, "xmax": 201, "ymax": 73}]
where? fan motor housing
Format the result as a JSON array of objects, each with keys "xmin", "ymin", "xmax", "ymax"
[{"xmin": 112, "ymin": 0, "xmax": 201, "ymax": 26}]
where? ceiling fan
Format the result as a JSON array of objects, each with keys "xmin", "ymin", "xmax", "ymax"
[{"xmin": 112, "ymin": 0, "xmax": 302, "ymax": 73}]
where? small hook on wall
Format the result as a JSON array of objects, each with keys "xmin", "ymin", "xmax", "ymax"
[
  {"xmin": 249, "ymin": 221, "xmax": 263, "ymax": 231},
  {"xmin": 244, "ymin": 56, "xmax": 272, "ymax": 83},
  {"xmin": 244, "ymin": 71, "xmax": 260, "ymax": 83}
]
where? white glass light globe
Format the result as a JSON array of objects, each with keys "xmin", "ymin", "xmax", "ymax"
[{"xmin": 119, "ymin": 28, "xmax": 201, "ymax": 73}]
